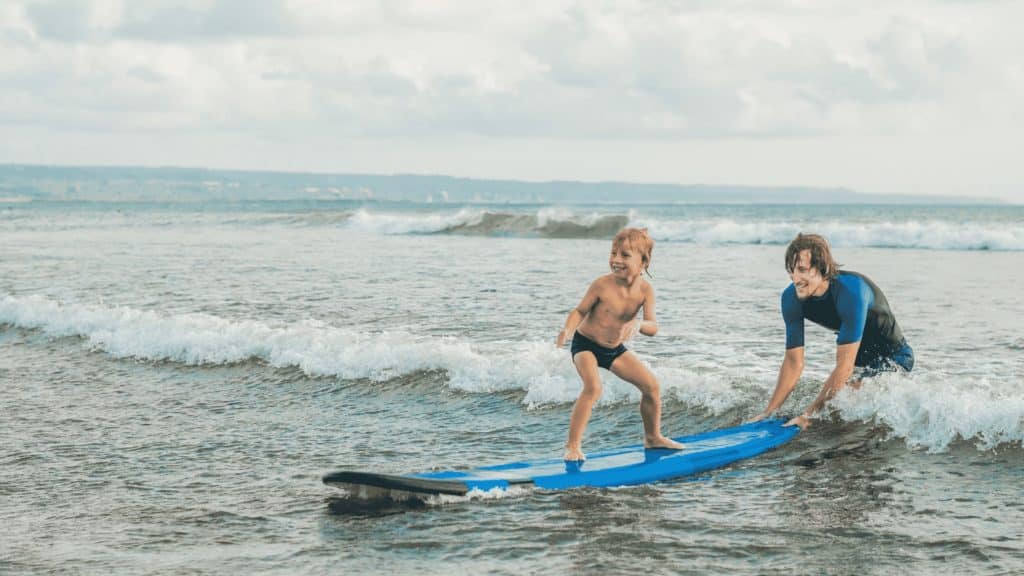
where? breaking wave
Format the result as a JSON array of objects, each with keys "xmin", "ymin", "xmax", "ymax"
[
  {"xmin": 638, "ymin": 218, "xmax": 1024, "ymax": 251},
  {"xmin": 346, "ymin": 208, "xmax": 629, "ymax": 238},
  {"xmin": 343, "ymin": 209, "xmax": 1024, "ymax": 249},
  {"xmin": 3, "ymin": 294, "xmax": 1021, "ymax": 453}
]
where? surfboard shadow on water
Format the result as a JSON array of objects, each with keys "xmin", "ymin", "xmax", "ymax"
[
  {"xmin": 787, "ymin": 418, "xmax": 892, "ymax": 469},
  {"xmin": 325, "ymin": 494, "xmax": 429, "ymax": 518}
]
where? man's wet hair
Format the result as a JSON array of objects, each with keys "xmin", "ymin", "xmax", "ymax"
[{"xmin": 785, "ymin": 233, "xmax": 841, "ymax": 279}]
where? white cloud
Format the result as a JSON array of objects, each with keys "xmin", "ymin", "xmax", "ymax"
[{"xmin": 1, "ymin": 0, "xmax": 1022, "ymax": 200}]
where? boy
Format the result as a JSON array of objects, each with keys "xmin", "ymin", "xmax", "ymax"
[{"xmin": 556, "ymin": 228, "xmax": 685, "ymax": 461}]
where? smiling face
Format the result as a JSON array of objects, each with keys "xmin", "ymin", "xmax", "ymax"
[
  {"xmin": 789, "ymin": 249, "xmax": 829, "ymax": 300},
  {"xmin": 609, "ymin": 228, "xmax": 653, "ymax": 282},
  {"xmin": 609, "ymin": 240, "xmax": 645, "ymax": 280}
]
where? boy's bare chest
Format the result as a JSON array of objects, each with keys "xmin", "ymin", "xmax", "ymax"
[{"xmin": 594, "ymin": 290, "xmax": 644, "ymax": 320}]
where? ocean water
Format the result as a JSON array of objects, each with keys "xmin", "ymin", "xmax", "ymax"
[{"xmin": 2, "ymin": 198, "xmax": 1023, "ymax": 574}]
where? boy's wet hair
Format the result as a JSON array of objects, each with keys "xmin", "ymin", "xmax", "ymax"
[
  {"xmin": 612, "ymin": 228, "xmax": 654, "ymax": 276},
  {"xmin": 785, "ymin": 233, "xmax": 840, "ymax": 279}
]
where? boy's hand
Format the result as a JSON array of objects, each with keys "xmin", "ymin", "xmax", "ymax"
[
  {"xmin": 620, "ymin": 319, "xmax": 641, "ymax": 342},
  {"xmin": 555, "ymin": 330, "xmax": 568, "ymax": 348}
]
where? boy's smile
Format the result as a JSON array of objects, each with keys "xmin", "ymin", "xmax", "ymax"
[{"xmin": 609, "ymin": 244, "xmax": 644, "ymax": 279}]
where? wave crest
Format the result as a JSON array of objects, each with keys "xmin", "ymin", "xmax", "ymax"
[
  {"xmin": 347, "ymin": 208, "xmax": 630, "ymax": 239},
  {"xmin": 638, "ymin": 218, "xmax": 1024, "ymax": 251},
  {"xmin": 343, "ymin": 209, "xmax": 1024, "ymax": 249},
  {"xmin": 832, "ymin": 373, "xmax": 1024, "ymax": 452},
  {"xmin": 3, "ymin": 294, "xmax": 1020, "ymax": 452}
]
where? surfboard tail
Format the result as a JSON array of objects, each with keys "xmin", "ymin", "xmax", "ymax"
[
  {"xmin": 323, "ymin": 470, "xmax": 536, "ymax": 500},
  {"xmin": 323, "ymin": 470, "xmax": 472, "ymax": 500}
]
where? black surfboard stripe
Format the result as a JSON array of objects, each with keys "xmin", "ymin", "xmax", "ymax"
[{"xmin": 323, "ymin": 470, "xmax": 472, "ymax": 496}]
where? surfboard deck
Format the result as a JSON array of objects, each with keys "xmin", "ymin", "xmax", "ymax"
[{"xmin": 323, "ymin": 419, "xmax": 798, "ymax": 499}]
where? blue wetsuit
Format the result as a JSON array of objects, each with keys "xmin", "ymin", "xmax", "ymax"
[{"xmin": 782, "ymin": 270, "xmax": 913, "ymax": 376}]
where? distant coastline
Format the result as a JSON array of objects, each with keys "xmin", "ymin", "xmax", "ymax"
[{"xmin": 0, "ymin": 163, "xmax": 1000, "ymax": 205}]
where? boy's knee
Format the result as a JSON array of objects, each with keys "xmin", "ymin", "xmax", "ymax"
[
  {"xmin": 639, "ymin": 379, "xmax": 660, "ymax": 398},
  {"xmin": 580, "ymin": 382, "xmax": 603, "ymax": 400}
]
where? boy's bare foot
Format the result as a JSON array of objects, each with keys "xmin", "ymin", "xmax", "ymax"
[
  {"xmin": 564, "ymin": 445, "xmax": 585, "ymax": 462},
  {"xmin": 645, "ymin": 436, "xmax": 686, "ymax": 450}
]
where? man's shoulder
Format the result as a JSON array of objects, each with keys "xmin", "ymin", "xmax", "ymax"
[
  {"xmin": 780, "ymin": 283, "xmax": 801, "ymax": 317},
  {"xmin": 833, "ymin": 271, "xmax": 875, "ymax": 315},
  {"xmin": 781, "ymin": 282, "xmax": 797, "ymax": 301},
  {"xmin": 835, "ymin": 271, "xmax": 872, "ymax": 295},
  {"xmin": 836, "ymin": 269, "xmax": 869, "ymax": 282}
]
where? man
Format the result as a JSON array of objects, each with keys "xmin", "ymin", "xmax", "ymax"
[{"xmin": 749, "ymin": 233, "xmax": 914, "ymax": 430}]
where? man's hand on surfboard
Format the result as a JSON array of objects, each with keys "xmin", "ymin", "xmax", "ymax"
[
  {"xmin": 785, "ymin": 414, "xmax": 811, "ymax": 430},
  {"xmin": 744, "ymin": 411, "xmax": 771, "ymax": 424}
]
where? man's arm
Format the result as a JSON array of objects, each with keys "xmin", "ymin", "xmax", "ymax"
[
  {"xmin": 786, "ymin": 278, "xmax": 871, "ymax": 428},
  {"xmin": 785, "ymin": 341, "xmax": 859, "ymax": 429},
  {"xmin": 747, "ymin": 346, "xmax": 805, "ymax": 422}
]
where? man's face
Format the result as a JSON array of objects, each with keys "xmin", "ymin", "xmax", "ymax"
[{"xmin": 790, "ymin": 250, "xmax": 828, "ymax": 300}]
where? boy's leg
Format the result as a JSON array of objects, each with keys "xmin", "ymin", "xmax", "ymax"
[
  {"xmin": 609, "ymin": 351, "xmax": 684, "ymax": 450},
  {"xmin": 566, "ymin": 352, "xmax": 602, "ymax": 461}
]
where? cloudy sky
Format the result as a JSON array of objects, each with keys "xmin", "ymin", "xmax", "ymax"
[{"xmin": 2, "ymin": 0, "xmax": 1022, "ymax": 201}]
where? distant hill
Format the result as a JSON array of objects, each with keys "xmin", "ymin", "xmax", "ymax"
[{"xmin": 0, "ymin": 164, "xmax": 993, "ymax": 204}]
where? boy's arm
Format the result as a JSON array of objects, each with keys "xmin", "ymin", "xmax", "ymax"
[
  {"xmin": 556, "ymin": 280, "xmax": 601, "ymax": 347},
  {"xmin": 637, "ymin": 283, "xmax": 658, "ymax": 337},
  {"xmin": 620, "ymin": 283, "xmax": 658, "ymax": 342},
  {"xmin": 556, "ymin": 309, "xmax": 585, "ymax": 347}
]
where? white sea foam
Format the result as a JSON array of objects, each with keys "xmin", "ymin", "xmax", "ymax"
[
  {"xmin": 536, "ymin": 207, "xmax": 622, "ymax": 228},
  {"xmin": 520, "ymin": 359, "xmax": 757, "ymax": 415},
  {"xmin": 536, "ymin": 206, "xmax": 576, "ymax": 227},
  {"xmin": 346, "ymin": 208, "xmax": 486, "ymax": 235},
  {"xmin": 3, "ymin": 294, "xmax": 1020, "ymax": 452},
  {"xmin": 345, "ymin": 209, "xmax": 1024, "ymax": 250},
  {"xmin": 0, "ymin": 294, "xmax": 582, "ymax": 394},
  {"xmin": 657, "ymin": 366, "xmax": 753, "ymax": 415},
  {"xmin": 432, "ymin": 485, "xmax": 532, "ymax": 505},
  {"xmin": 345, "ymin": 207, "xmax": 628, "ymax": 237},
  {"xmin": 637, "ymin": 217, "xmax": 796, "ymax": 246},
  {"xmin": 0, "ymin": 294, "xmax": 728, "ymax": 410},
  {"xmin": 831, "ymin": 372, "xmax": 1024, "ymax": 452},
  {"xmin": 635, "ymin": 218, "xmax": 1024, "ymax": 251}
]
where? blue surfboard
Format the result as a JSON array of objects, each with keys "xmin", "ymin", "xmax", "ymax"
[{"xmin": 323, "ymin": 419, "xmax": 798, "ymax": 499}]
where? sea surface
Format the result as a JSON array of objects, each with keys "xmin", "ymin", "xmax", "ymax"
[{"xmin": 2, "ymin": 198, "xmax": 1023, "ymax": 574}]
